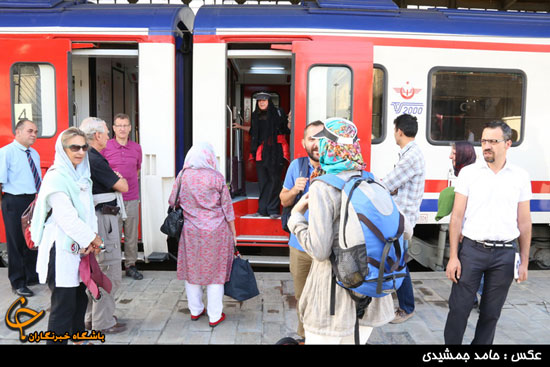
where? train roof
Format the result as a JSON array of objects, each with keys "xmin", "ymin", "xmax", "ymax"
[
  {"xmin": 193, "ymin": 1, "xmax": 550, "ymax": 39},
  {"xmin": 0, "ymin": 1, "xmax": 194, "ymax": 37}
]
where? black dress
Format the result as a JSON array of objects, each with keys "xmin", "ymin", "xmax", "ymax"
[{"xmin": 249, "ymin": 101, "xmax": 289, "ymax": 216}]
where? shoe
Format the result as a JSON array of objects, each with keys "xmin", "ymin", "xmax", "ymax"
[
  {"xmin": 249, "ymin": 212, "xmax": 267, "ymax": 217},
  {"xmin": 191, "ymin": 308, "xmax": 206, "ymax": 321},
  {"xmin": 126, "ymin": 265, "xmax": 143, "ymax": 280},
  {"xmin": 390, "ymin": 308, "xmax": 415, "ymax": 324},
  {"xmin": 85, "ymin": 321, "xmax": 92, "ymax": 330},
  {"xmin": 269, "ymin": 214, "xmax": 281, "ymax": 219},
  {"xmin": 100, "ymin": 322, "xmax": 127, "ymax": 334},
  {"xmin": 14, "ymin": 287, "xmax": 34, "ymax": 297},
  {"xmin": 209, "ymin": 313, "xmax": 226, "ymax": 328}
]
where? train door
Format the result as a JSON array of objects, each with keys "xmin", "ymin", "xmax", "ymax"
[
  {"xmin": 229, "ymin": 38, "xmax": 373, "ymax": 259},
  {"xmin": 0, "ymin": 38, "xmax": 72, "ymax": 262},
  {"xmin": 281, "ymin": 38, "xmax": 374, "ymax": 169}
]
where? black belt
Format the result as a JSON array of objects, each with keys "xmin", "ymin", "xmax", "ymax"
[
  {"xmin": 468, "ymin": 237, "xmax": 516, "ymax": 249},
  {"xmin": 2, "ymin": 193, "xmax": 36, "ymax": 197}
]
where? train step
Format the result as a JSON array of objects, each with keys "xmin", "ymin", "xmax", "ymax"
[
  {"xmin": 236, "ymin": 234, "xmax": 289, "ymax": 247},
  {"xmin": 241, "ymin": 254, "xmax": 289, "ymax": 266}
]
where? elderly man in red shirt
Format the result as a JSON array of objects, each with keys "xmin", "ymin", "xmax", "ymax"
[{"xmin": 102, "ymin": 113, "xmax": 143, "ymax": 280}]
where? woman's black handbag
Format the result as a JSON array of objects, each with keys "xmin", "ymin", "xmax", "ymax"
[
  {"xmin": 160, "ymin": 173, "xmax": 184, "ymax": 238},
  {"xmin": 160, "ymin": 206, "xmax": 184, "ymax": 239},
  {"xmin": 224, "ymin": 250, "xmax": 260, "ymax": 302}
]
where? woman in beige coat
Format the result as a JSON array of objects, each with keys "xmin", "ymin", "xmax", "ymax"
[{"xmin": 288, "ymin": 117, "xmax": 412, "ymax": 344}]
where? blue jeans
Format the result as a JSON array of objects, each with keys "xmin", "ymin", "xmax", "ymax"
[
  {"xmin": 396, "ymin": 240, "xmax": 415, "ymax": 314},
  {"xmin": 396, "ymin": 266, "xmax": 415, "ymax": 314}
]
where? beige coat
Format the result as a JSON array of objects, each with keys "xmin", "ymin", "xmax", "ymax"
[{"xmin": 288, "ymin": 170, "xmax": 413, "ymax": 337}]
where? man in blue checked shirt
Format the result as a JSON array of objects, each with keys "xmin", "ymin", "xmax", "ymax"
[
  {"xmin": 382, "ymin": 114, "xmax": 426, "ymax": 324},
  {"xmin": 0, "ymin": 119, "xmax": 42, "ymax": 297}
]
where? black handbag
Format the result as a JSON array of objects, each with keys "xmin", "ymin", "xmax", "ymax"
[
  {"xmin": 281, "ymin": 157, "xmax": 310, "ymax": 233},
  {"xmin": 224, "ymin": 250, "xmax": 260, "ymax": 302},
  {"xmin": 160, "ymin": 171, "xmax": 184, "ymax": 238}
]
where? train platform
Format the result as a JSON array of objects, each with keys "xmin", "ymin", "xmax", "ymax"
[{"xmin": 1, "ymin": 267, "xmax": 549, "ymax": 347}]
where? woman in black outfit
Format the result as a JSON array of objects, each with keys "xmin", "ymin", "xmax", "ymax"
[{"xmin": 234, "ymin": 92, "xmax": 289, "ymax": 218}]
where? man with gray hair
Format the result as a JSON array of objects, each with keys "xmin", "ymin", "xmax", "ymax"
[{"xmin": 80, "ymin": 117, "xmax": 128, "ymax": 334}]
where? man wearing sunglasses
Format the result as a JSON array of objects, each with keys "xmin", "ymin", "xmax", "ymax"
[
  {"xmin": 0, "ymin": 119, "xmax": 41, "ymax": 297},
  {"xmin": 80, "ymin": 117, "xmax": 128, "ymax": 335},
  {"xmin": 444, "ymin": 120, "xmax": 532, "ymax": 344}
]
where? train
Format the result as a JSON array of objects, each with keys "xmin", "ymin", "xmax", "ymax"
[{"xmin": 1, "ymin": 0, "xmax": 549, "ymax": 269}]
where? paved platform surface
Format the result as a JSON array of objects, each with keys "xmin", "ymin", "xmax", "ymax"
[{"xmin": 1, "ymin": 268, "xmax": 549, "ymax": 345}]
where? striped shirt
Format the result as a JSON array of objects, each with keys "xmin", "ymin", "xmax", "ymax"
[{"xmin": 382, "ymin": 140, "xmax": 425, "ymax": 227}]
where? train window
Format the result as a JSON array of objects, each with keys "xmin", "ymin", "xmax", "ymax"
[
  {"xmin": 372, "ymin": 66, "xmax": 386, "ymax": 143},
  {"xmin": 429, "ymin": 68, "xmax": 525, "ymax": 145},
  {"xmin": 307, "ymin": 65, "xmax": 352, "ymax": 122},
  {"xmin": 11, "ymin": 63, "xmax": 56, "ymax": 137}
]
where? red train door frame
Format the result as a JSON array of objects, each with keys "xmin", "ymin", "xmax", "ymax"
[
  {"xmin": 279, "ymin": 38, "xmax": 373, "ymax": 169},
  {"xmin": 0, "ymin": 37, "xmax": 72, "ymax": 245}
]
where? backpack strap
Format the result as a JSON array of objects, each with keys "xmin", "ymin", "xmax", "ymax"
[
  {"xmin": 357, "ymin": 212, "xmax": 406, "ymax": 294},
  {"xmin": 313, "ymin": 173, "xmax": 347, "ymax": 190},
  {"xmin": 297, "ymin": 156, "xmax": 309, "ymax": 178},
  {"xmin": 329, "ymin": 269, "xmax": 372, "ymax": 345}
]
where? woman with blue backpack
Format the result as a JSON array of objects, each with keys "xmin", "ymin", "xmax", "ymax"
[{"xmin": 288, "ymin": 117, "xmax": 413, "ymax": 344}]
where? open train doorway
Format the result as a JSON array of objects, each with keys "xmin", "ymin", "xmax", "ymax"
[
  {"xmin": 226, "ymin": 44, "xmax": 293, "ymax": 263},
  {"xmin": 71, "ymin": 45, "xmax": 144, "ymax": 263}
]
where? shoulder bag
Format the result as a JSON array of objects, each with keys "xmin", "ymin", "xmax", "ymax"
[{"xmin": 160, "ymin": 170, "xmax": 185, "ymax": 239}]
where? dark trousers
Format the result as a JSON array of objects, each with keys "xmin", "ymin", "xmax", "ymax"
[
  {"xmin": 46, "ymin": 245, "xmax": 88, "ymax": 344},
  {"xmin": 1, "ymin": 193, "xmax": 38, "ymax": 289},
  {"xmin": 444, "ymin": 237, "xmax": 516, "ymax": 344},
  {"xmin": 256, "ymin": 161, "xmax": 282, "ymax": 216}
]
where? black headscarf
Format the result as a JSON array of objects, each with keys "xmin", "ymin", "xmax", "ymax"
[{"xmin": 249, "ymin": 99, "xmax": 289, "ymax": 166}]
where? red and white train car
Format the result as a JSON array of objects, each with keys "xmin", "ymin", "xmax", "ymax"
[{"xmin": 1, "ymin": 0, "xmax": 549, "ymax": 269}]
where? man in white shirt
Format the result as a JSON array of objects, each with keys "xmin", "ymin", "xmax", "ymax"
[{"xmin": 444, "ymin": 120, "xmax": 532, "ymax": 345}]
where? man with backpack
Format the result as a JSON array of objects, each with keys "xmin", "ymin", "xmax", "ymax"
[
  {"xmin": 288, "ymin": 117, "xmax": 412, "ymax": 344},
  {"xmin": 382, "ymin": 114, "xmax": 426, "ymax": 324},
  {"xmin": 279, "ymin": 120, "xmax": 323, "ymax": 342}
]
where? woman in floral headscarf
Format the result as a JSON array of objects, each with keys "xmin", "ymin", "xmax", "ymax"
[
  {"xmin": 288, "ymin": 118, "xmax": 412, "ymax": 344},
  {"xmin": 168, "ymin": 142, "xmax": 236, "ymax": 327}
]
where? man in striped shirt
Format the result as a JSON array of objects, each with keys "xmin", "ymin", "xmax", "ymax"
[{"xmin": 382, "ymin": 114, "xmax": 426, "ymax": 324}]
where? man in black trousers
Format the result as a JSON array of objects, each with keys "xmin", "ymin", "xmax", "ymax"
[
  {"xmin": 444, "ymin": 120, "xmax": 532, "ymax": 344},
  {"xmin": 0, "ymin": 119, "xmax": 42, "ymax": 297}
]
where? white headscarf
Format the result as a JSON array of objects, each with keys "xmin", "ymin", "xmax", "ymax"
[
  {"xmin": 50, "ymin": 129, "xmax": 92, "ymax": 189},
  {"xmin": 183, "ymin": 141, "xmax": 220, "ymax": 171}
]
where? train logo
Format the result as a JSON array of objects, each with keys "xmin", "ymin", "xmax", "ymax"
[{"xmin": 393, "ymin": 81, "xmax": 422, "ymax": 100}]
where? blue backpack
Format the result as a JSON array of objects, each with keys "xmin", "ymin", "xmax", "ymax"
[
  {"xmin": 315, "ymin": 171, "xmax": 408, "ymax": 343},
  {"xmin": 315, "ymin": 171, "xmax": 408, "ymax": 297}
]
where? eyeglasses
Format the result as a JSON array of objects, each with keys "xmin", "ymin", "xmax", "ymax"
[
  {"xmin": 65, "ymin": 144, "xmax": 89, "ymax": 152},
  {"xmin": 114, "ymin": 124, "xmax": 131, "ymax": 129},
  {"xmin": 480, "ymin": 139, "xmax": 507, "ymax": 145}
]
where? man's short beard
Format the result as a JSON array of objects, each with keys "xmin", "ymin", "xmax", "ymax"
[
  {"xmin": 307, "ymin": 150, "xmax": 319, "ymax": 162},
  {"xmin": 483, "ymin": 150, "xmax": 495, "ymax": 163}
]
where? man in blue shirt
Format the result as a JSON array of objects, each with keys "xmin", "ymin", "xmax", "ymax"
[
  {"xmin": 279, "ymin": 120, "xmax": 323, "ymax": 341},
  {"xmin": 0, "ymin": 119, "xmax": 41, "ymax": 297}
]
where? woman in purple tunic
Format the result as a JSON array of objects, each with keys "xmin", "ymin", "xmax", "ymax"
[{"xmin": 168, "ymin": 142, "xmax": 236, "ymax": 327}]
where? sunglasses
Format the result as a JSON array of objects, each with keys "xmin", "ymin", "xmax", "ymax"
[{"xmin": 66, "ymin": 144, "xmax": 89, "ymax": 152}]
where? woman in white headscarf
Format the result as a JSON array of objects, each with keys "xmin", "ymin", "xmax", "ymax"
[
  {"xmin": 31, "ymin": 127, "xmax": 103, "ymax": 344},
  {"xmin": 168, "ymin": 142, "xmax": 236, "ymax": 327}
]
